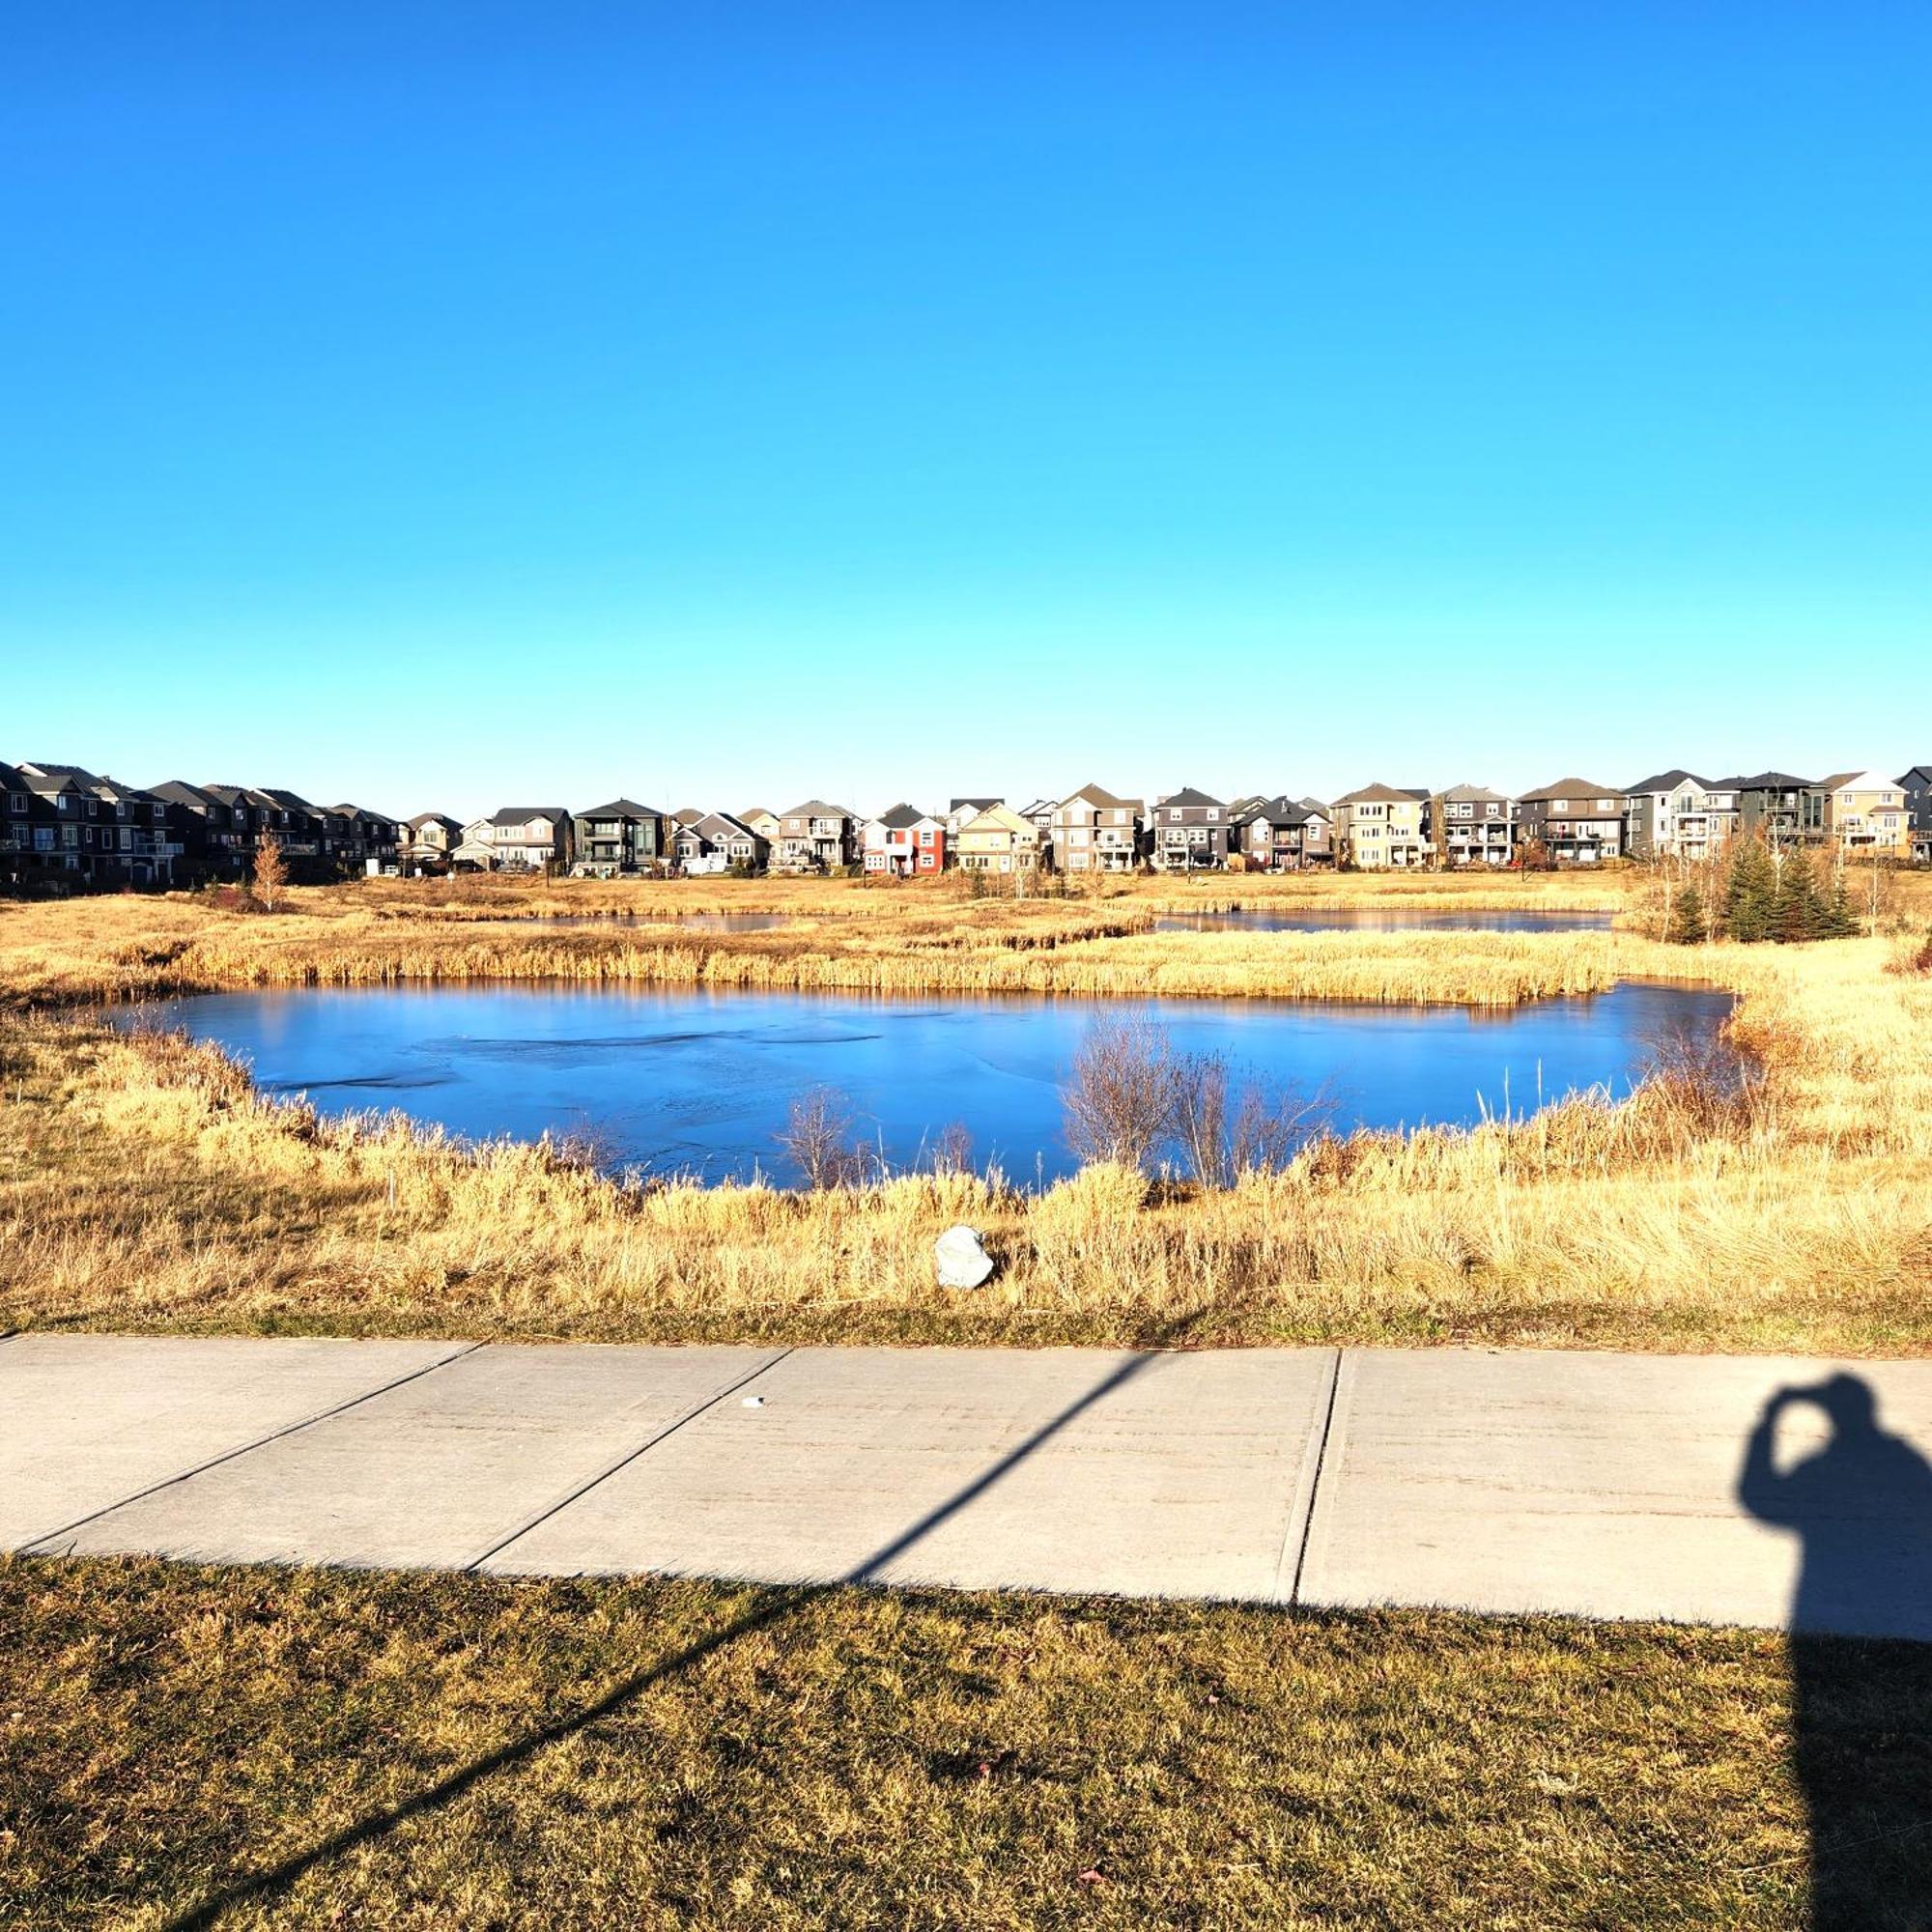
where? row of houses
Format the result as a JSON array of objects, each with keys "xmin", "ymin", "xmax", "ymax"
[{"xmin": 8, "ymin": 762, "xmax": 1929, "ymax": 891}]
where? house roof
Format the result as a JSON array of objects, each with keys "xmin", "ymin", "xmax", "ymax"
[
  {"xmin": 1158, "ymin": 786, "xmax": 1226, "ymax": 810},
  {"xmin": 1333, "ymin": 781, "xmax": 1421, "ymax": 807},
  {"xmin": 1819, "ymin": 770, "xmax": 1886, "ymax": 791},
  {"xmin": 684, "ymin": 810, "xmax": 757, "ymax": 842},
  {"xmin": 330, "ymin": 804, "xmax": 395, "ymax": 824},
  {"xmin": 406, "ymin": 810, "xmax": 462, "ymax": 832},
  {"xmin": 739, "ymin": 805, "xmax": 775, "ymax": 822},
  {"xmin": 148, "ymin": 780, "xmax": 217, "ymax": 809},
  {"xmin": 1519, "ymin": 778, "xmax": 1628, "ymax": 803},
  {"xmin": 949, "ymin": 796, "xmax": 1002, "ymax": 813},
  {"xmin": 0, "ymin": 759, "xmax": 27, "ymax": 792},
  {"xmin": 1625, "ymin": 770, "xmax": 1711, "ymax": 794},
  {"xmin": 871, "ymin": 803, "xmax": 929, "ymax": 831},
  {"xmin": 19, "ymin": 761, "xmax": 106, "ymax": 790},
  {"xmin": 958, "ymin": 803, "xmax": 1037, "ymax": 838},
  {"xmin": 1900, "ymin": 767, "xmax": 1932, "ymax": 784},
  {"xmin": 1015, "ymin": 797, "xmax": 1059, "ymax": 818},
  {"xmin": 781, "ymin": 800, "xmax": 855, "ymax": 821},
  {"xmin": 256, "ymin": 788, "xmax": 318, "ymax": 813},
  {"xmin": 1233, "ymin": 793, "xmax": 1317, "ymax": 827},
  {"xmin": 1434, "ymin": 782, "xmax": 1511, "ymax": 804},
  {"xmin": 1296, "ymin": 797, "xmax": 1331, "ymax": 819},
  {"xmin": 1059, "ymin": 782, "xmax": 1141, "ymax": 812},
  {"xmin": 1715, "ymin": 771, "xmax": 1817, "ymax": 791},
  {"xmin": 579, "ymin": 798, "xmax": 664, "ymax": 820},
  {"xmin": 486, "ymin": 807, "xmax": 570, "ymax": 828}
]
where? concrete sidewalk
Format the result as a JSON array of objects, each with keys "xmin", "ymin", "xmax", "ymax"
[{"xmin": 7, "ymin": 1332, "xmax": 1932, "ymax": 1639}]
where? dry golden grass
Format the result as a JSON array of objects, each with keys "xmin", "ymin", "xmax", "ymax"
[
  {"xmin": 2, "ymin": 917, "xmax": 1927, "ymax": 1350},
  {"xmin": 14, "ymin": 1553, "xmax": 1932, "ymax": 1930}
]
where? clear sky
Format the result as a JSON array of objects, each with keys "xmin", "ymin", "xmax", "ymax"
[{"xmin": 6, "ymin": 3, "xmax": 1928, "ymax": 819}]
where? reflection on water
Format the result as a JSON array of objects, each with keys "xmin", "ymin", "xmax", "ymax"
[{"xmin": 141, "ymin": 980, "xmax": 1730, "ymax": 1187}]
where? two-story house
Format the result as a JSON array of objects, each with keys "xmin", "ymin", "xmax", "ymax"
[
  {"xmin": 472, "ymin": 807, "xmax": 575, "ymax": 871},
  {"xmin": 1820, "ymin": 772, "xmax": 1908, "ymax": 853},
  {"xmin": 863, "ymin": 804, "xmax": 946, "ymax": 876},
  {"xmin": 1430, "ymin": 784, "xmax": 1515, "ymax": 867},
  {"xmin": 1516, "ymin": 780, "xmax": 1629, "ymax": 863},
  {"xmin": 398, "ymin": 812, "xmax": 463, "ymax": 875},
  {"xmin": 1331, "ymin": 783, "xmax": 1430, "ymax": 868},
  {"xmin": 673, "ymin": 810, "xmax": 768, "ymax": 874},
  {"xmin": 737, "ymin": 807, "xmax": 781, "ymax": 849},
  {"xmin": 1901, "ymin": 766, "xmax": 1932, "ymax": 862},
  {"xmin": 1720, "ymin": 773, "xmax": 1822, "ymax": 848},
  {"xmin": 776, "ymin": 801, "xmax": 859, "ymax": 871},
  {"xmin": 1228, "ymin": 795, "xmax": 1330, "ymax": 870},
  {"xmin": 1624, "ymin": 771, "xmax": 1719, "ymax": 861},
  {"xmin": 1051, "ymin": 784, "xmax": 1136, "ymax": 877},
  {"xmin": 1151, "ymin": 788, "xmax": 1231, "ymax": 870},
  {"xmin": 954, "ymin": 803, "xmax": 1041, "ymax": 872},
  {"xmin": 1049, "ymin": 784, "xmax": 1143, "ymax": 872},
  {"xmin": 1014, "ymin": 798, "xmax": 1059, "ymax": 869},
  {"xmin": 572, "ymin": 800, "xmax": 668, "ymax": 878}
]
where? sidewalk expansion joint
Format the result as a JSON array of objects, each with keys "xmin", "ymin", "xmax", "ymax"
[
  {"xmin": 23, "ymin": 1338, "xmax": 488, "ymax": 1555},
  {"xmin": 1283, "ymin": 1348, "xmax": 1345, "ymax": 1605},
  {"xmin": 463, "ymin": 1348, "xmax": 798, "ymax": 1573}
]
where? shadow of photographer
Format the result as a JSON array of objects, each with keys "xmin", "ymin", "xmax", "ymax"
[{"xmin": 1738, "ymin": 1374, "xmax": 1932, "ymax": 1928}]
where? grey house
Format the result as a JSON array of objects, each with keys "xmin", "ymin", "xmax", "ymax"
[
  {"xmin": 1721, "ymin": 772, "xmax": 1826, "ymax": 847},
  {"xmin": 573, "ymin": 799, "xmax": 668, "ymax": 877},
  {"xmin": 1049, "ymin": 783, "xmax": 1143, "ymax": 871},
  {"xmin": 776, "ymin": 800, "xmax": 859, "ymax": 871},
  {"xmin": 1229, "ymin": 795, "xmax": 1331, "ymax": 869},
  {"xmin": 1515, "ymin": 779, "xmax": 1629, "ymax": 863},
  {"xmin": 1430, "ymin": 783, "xmax": 1515, "ymax": 867},
  {"xmin": 1902, "ymin": 766, "xmax": 1932, "ymax": 860},
  {"xmin": 1151, "ymin": 787, "xmax": 1230, "ymax": 870}
]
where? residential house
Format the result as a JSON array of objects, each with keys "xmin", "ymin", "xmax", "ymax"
[
  {"xmin": 1723, "ymin": 773, "xmax": 1823, "ymax": 848},
  {"xmin": 14, "ymin": 763, "xmax": 165, "ymax": 885},
  {"xmin": 673, "ymin": 811, "xmax": 768, "ymax": 874},
  {"xmin": 470, "ymin": 807, "xmax": 575, "ymax": 871},
  {"xmin": 398, "ymin": 812, "xmax": 463, "ymax": 876},
  {"xmin": 1330, "ymin": 783, "xmax": 1430, "ymax": 868},
  {"xmin": 863, "ymin": 804, "xmax": 946, "ymax": 876},
  {"xmin": 1901, "ymin": 766, "xmax": 1932, "ymax": 862},
  {"xmin": 775, "ymin": 801, "xmax": 859, "ymax": 872},
  {"xmin": 328, "ymin": 805, "xmax": 401, "ymax": 874},
  {"xmin": 671, "ymin": 808, "xmax": 704, "ymax": 831},
  {"xmin": 1623, "ymin": 772, "xmax": 1723, "ymax": 862},
  {"xmin": 1820, "ymin": 772, "xmax": 1909, "ymax": 853},
  {"xmin": 1515, "ymin": 780, "xmax": 1629, "ymax": 863},
  {"xmin": 0, "ymin": 759, "xmax": 48, "ymax": 885},
  {"xmin": 1228, "ymin": 795, "xmax": 1331, "ymax": 870},
  {"xmin": 953, "ymin": 803, "xmax": 1041, "ymax": 872},
  {"xmin": 151, "ymin": 781, "xmax": 247, "ymax": 880},
  {"xmin": 1015, "ymin": 798, "xmax": 1059, "ymax": 869},
  {"xmin": 572, "ymin": 800, "xmax": 668, "ymax": 878},
  {"xmin": 946, "ymin": 798, "xmax": 1004, "ymax": 843},
  {"xmin": 737, "ymin": 807, "xmax": 781, "ymax": 848},
  {"xmin": 1151, "ymin": 787, "xmax": 1231, "ymax": 870},
  {"xmin": 1429, "ymin": 783, "xmax": 1516, "ymax": 867},
  {"xmin": 1049, "ymin": 784, "xmax": 1144, "ymax": 872}
]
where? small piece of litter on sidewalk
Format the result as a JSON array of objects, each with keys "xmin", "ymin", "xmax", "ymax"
[{"xmin": 742, "ymin": 1395, "xmax": 765, "ymax": 1407}]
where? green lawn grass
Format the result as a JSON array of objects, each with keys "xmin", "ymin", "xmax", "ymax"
[{"xmin": 7, "ymin": 1555, "xmax": 1930, "ymax": 1928}]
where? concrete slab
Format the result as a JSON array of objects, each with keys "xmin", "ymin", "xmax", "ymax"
[
  {"xmin": 0, "ymin": 1334, "xmax": 467, "ymax": 1548},
  {"xmin": 484, "ymin": 1346, "xmax": 1336, "ymax": 1599},
  {"xmin": 43, "ymin": 1345, "xmax": 788, "ymax": 1570},
  {"xmin": 1297, "ymin": 1350, "xmax": 1932, "ymax": 1639}
]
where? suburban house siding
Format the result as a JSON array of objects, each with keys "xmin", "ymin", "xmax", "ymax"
[
  {"xmin": 776, "ymin": 801, "xmax": 859, "ymax": 871},
  {"xmin": 954, "ymin": 804, "xmax": 1041, "ymax": 872},
  {"xmin": 1820, "ymin": 772, "xmax": 1909, "ymax": 853},
  {"xmin": 1901, "ymin": 767, "xmax": 1932, "ymax": 861},
  {"xmin": 1049, "ymin": 784, "xmax": 1143, "ymax": 872},
  {"xmin": 1331, "ymin": 783, "xmax": 1429, "ymax": 868},
  {"xmin": 1429, "ymin": 784, "xmax": 1515, "ymax": 867},
  {"xmin": 1516, "ymin": 780, "xmax": 1629, "ymax": 863},
  {"xmin": 572, "ymin": 800, "xmax": 668, "ymax": 877},
  {"xmin": 1151, "ymin": 787, "xmax": 1230, "ymax": 870}
]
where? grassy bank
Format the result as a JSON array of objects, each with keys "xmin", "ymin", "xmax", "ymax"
[
  {"xmin": 10, "ymin": 1553, "xmax": 1929, "ymax": 1929},
  {"xmin": 3, "ymin": 921, "xmax": 1928, "ymax": 1350}
]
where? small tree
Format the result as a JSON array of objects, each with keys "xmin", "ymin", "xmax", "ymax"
[
  {"xmin": 252, "ymin": 835, "xmax": 288, "ymax": 913},
  {"xmin": 1770, "ymin": 851, "xmax": 1828, "ymax": 944},
  {"xmin": 1720, "ymin": 834, "xmax": 1776, "ymax": 943},
  {"xmin": 1062, "ymin": 1014, "xmax": 1176, "ymax": 1174},
  {"xmin": 1664, "ymin": 881, "xmax": 1708, "ymax": 946}
]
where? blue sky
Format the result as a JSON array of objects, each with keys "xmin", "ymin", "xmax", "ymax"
[{"xmin": 6, "ymin": 3, "xmax": 1927, "ymax": 819}]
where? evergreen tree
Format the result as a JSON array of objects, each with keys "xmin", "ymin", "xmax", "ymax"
[
  {"xmin": 1771, "ymin": 851, "xmax": 1826, "ymax": 944},
  {"xmin": 1823, "ymin": 868, "xmax": 1861, "ymax": 938},
  {"xmin": 1664, "ymin": 882, "xmax": 1708, "ymax": 945},
  {"xmin": 1720, "ymin": 835, "xmax": 1777, "ymax": 943}
]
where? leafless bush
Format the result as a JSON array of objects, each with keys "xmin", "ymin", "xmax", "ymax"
[
  {"xmin": 778, "ymin": 1086, "xmax": 871, "ymax": 1189},
  {"xmin": 1638, "ymin": 1021, "xmax": 1772, "ymax": 1140},
  {"xmin": 1062, "ymin": 1014, "xmax": 1177, "ymax": 1173},
  {"xmin": 928, "ymin": 1121, "xmax": 975, "ymax": 1176},
  {"xmin": 1170, "ymin": 1049, "xmax": 1332, "ymax": 1188}
]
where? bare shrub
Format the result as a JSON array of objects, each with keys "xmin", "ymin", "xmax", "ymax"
[
  {"xmin": 928, "ymin": 1121, "xmax": 975, "ymax": 1176},
  {"xmin": 778, "ymin": 1086, "xmax": 870, "ymax": 1189},
  {"xmin": 252, "ymin": 836, "xmax": 288, "ymax": 913},
  {"xmin": 1062, "ymin": 1014, "xmax": 1176, "ymax": 1173},
  {"xmin": 1637, "ymin": 1021, "xmax": 1772, "ymax": 1143},
  {"xmin": 1170, "ymin": 1049, "xmax": 1332, "ymax": 1188}
]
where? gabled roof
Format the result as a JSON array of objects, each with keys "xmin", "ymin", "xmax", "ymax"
[
  {"xmin": 1820, "ymin": 770, "xmax": 1887, "ymax": 791},
  {"xmin": 1900, "ymin": 766, "xmax": 1932, "ymax": 784},
  {"xmin": 0, "ymin": 759, "xmax": 28, "ymax": 792},
  {"xmin": 684, "ymin": 810, "xmax": 758, "ymax": 842},
  {"xmin": 256, "ymin": 787, "xmax": 318, "ymax": 813},
  {"xmin": 1158, "ymin": 786, "xmax": 1226, "ymax": 810},
  {"xmin": 1015, "ymin": 797, "xmax": 1059, "ymax": 818},
  {"xmin": 19, "ymin": 761, "xmax": 106, "ymax": 790},
  {"xmin": 148, "ymin": 780, "xmax": 217, "ymax": 809},
  {"xmin": 739, "ymin": 805, "xmax": 775, "ymax": 822},
  {"xmin": 958, "ymin": 803, "xmax": 1037, "ymax": 838},
  {"xmin": 870, "ymin": 802, "xmax": 929, "ymax": 831},
  {"xmin": 579, "ymin": 798, "xmax": 665, "ymax": 820},
  {"xmin": 1296, "ymin": 797, "xmax": 1331, "ymax": 819},
  {"xmin": 1625, "ymin": 770, "xmax": 1711, "ymax": 795},
  {"xmin": 1435, "ymin": 781, "xmax": 1511, "ymax": 804},
  {"xmin": 1333, "ymin": 781, "xmax": 1421, "ymax": 807},
  {"xmin": 671, "ymin": 808, "xmax": 704, "ymax": 826},
  {"xmin": 781, "ymin": 799, "xmax": 855, "ymax": 821},
  {"xmin": 406, "ymin": 810, "xmax": 463, "ymax": 832},
  {"xmin": 487, "ymin": 806, "xmax": 570, "ymax": 829},
  {"xmin": 330, "ymin": 804, "xmax": 395, "ymax": 824},
  {"xmin": 1058, "ymin": 781, "xmax": 1141, "ymax": 812},
  {"xmin": 949, "ymin": 796, "xmax": 1002, "ymax": 813},
  {"xmin": 1233, "ymin": 793, "xmax": 1317, "ymax": 827},
  {"xmin": 1519, "ymin": 778, "xmax": 1628, "ymax": 804},
  {"xmin": 1716, "ymin": 771, "xmax": 1817, "ymax": 791}
]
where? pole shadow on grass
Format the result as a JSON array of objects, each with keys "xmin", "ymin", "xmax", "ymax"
[
  {"xmin": 1737, "ymin": 1375, "xmax": 1932, "ymax": 1929},
  {"xmin": 163, "ymin": 1315, "xmax": 1205, "ymax": 1929}
]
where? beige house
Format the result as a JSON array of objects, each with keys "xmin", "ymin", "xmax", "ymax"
[
  {"xmin": 737, "ymin": 807, "xmax": 781, "ymax": 846},
  {"xmin": 1820, "ymin": 771, "xmax": 1909, "ymax": 852},
  {"xmin": 954, "ymin": 803, "xmax": 1041, "ymax": 872},
  {"xmin": 1049, "ymin": 783, "xmax": 1143, "ymax": 871},
  {"xmin": 1331, "ymin": 782, "xmax": 1430, "ymax": 868}
]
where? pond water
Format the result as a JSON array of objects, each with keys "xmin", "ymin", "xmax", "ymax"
[
  {"xmin": 1152, "ymin": 907, "xmax": 1616, "ymax": 934},
  {"xmin": 145, "ymin": 981, "xmax": 1730, "ymax": 1187}
]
